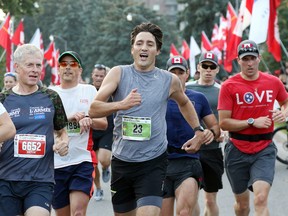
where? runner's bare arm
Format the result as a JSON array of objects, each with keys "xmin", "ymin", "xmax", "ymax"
[
  {"xmin": 89, "ymin": 66, "xmax": 141, "ymax": 118},
  {"xmin": 0, "ymin": 112, "xmax": 16, "ymax": 143}
]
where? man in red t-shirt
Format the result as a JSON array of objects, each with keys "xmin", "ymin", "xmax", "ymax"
[{"xmin": 218, "ymin": 39, "xmax": 288, "ymax": 216}]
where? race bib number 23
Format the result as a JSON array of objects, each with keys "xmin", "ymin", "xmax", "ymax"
[{"xmin": 122, "ymin": 116, "xmax": 151, "ymax": 141}]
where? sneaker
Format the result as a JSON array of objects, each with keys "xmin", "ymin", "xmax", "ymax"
[
  {"xmin": 102, "ymin": 168, "xmax": 111, "ymax": 183},
  {"xmin": 94, "ymin": 189, "xmax": 103, "ymax": 201}
]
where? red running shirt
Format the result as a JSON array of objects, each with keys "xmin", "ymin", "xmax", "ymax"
[{"xmin": 218, "ymin": 72, "xmax": 288, "ymax": 153}]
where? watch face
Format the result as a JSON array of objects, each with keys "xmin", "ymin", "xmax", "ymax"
[{"xmin": 248, "ymin": 118, "xmax": 254, "ymax": 125}]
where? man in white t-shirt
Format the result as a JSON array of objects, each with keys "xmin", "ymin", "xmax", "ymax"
[{"xmin": 50, "ymin": 51, "xmax": 107, "ymax": 216}]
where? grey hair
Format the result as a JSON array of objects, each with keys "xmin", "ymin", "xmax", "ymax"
[{"xmin": 13, "ymin": 44, "xmax": 43, "ymax": 64}]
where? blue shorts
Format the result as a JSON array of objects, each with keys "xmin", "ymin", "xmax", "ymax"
[
  {"xmin": 224, "ymin": 141, "xmax": 277, "ymax": 194},
  {"xmin": 52, "ymin": 162, "xmax": 94, "ymax": 209},
  {"xmin": 0, "ymin": 180, "xmax": 54, "ymax": 215},
  {"xmin": 111, "ymin": 152, "xmax": 167, "ymax": 213}
]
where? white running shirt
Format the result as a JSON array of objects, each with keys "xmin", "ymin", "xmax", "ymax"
[{"xmin": 50, "ymin": 84, "xmax": 97, "ymax": 168}]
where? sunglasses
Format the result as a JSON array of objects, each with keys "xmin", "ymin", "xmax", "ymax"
[
  {"xmin": 59, "ymin": 61, "xmax": 79, "ymax": 68},
  {"xmin": 238, "ymin": 47, "xmax": 259, "ymax": 56},
  {"xmin": 201, "ymin": 64, "xmax": 217, "ymax": 70},
  {"xmin": 94, "ymin": 64, "xmax": 106, "ymax": 69}
]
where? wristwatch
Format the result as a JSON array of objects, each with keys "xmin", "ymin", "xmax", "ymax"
[
  {"xmin": 247, "ymin": 118, "xmax": 255, "ymax": 126},
  {"xmin": 194, "ymin": 126, "xmax": 205, "ymax": 132}
]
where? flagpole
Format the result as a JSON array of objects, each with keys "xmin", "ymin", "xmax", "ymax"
[
  {"xmin": 0, "ymin": 50, "xmax": 5, "ymax": 62},
  {"xmin": 280, "ymin": 39, "xmax": 288, "ymax": 58},
  {"xmin": 261, "ymin": 58, "xmax": 270, "ymax": 73}
]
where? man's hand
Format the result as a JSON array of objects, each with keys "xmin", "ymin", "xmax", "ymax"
[
  {"xmin": 79, "ymin": 117, "xmax": 93, "ymax": 134},
  {"xmin": 54, "ymin": 128, "xmax": 69, "ymax": 156},
  {"xmin": 253, "ymin": 115, "xmax": 272, "ymax": 128},
  {"xmin": 270, "ymin": 109, "xmax": 286, "ymax": 123},
  {"xmin": 120, "ymin": 88, "xmax": 141, "ymax": 110},
  {"xmin": 71, "ymin": 112, "xmax": 85, "ymax": 122},
  {"xmin": 181, "ymin": 129, "xmax": 214, "ymax": 154},
  {"xmin": 53, "ymin": 139, "xmax": 69, "ymax": 156}
]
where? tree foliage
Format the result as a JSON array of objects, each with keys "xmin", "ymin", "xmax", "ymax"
[
  {"xmin": 18, "ymin": 0, "xmax": 177, "ymax": 84},
  {"xmin": 0, "ymin": 0, "xmax": 39, "ymax": 16},
  {"xmin": 1, "ymin": 0, "xmax": 288, "ymax": 85},
  {"xmin": 177, "ymin": 0, "xmax": 288, "ymax": 74}
]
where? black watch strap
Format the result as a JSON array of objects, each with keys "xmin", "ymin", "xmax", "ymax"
[{"xmin": 194, "ymin": 126, "xmax": 204, "ymax": 132}]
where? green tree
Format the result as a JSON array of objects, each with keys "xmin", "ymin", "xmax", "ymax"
[
  {"xmin": 21, "ymin": 0, "xmax": 177, "ymax": 84},
  {"xmin": 0, "ymin": 0, "xmax": 39, "ymax": 16},
  {"xmin": 177, "ymin": 0, "xmax": 288, "ymax": 74}
]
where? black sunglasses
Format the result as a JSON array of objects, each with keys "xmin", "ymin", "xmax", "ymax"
[
  {"xmin": 238, "ymin": 47, "xmax": 259, "ymax": 56},
  {"xmin": 94, "ymin": 64, "xmax": 106, "ymax": 69},
  {"xmin": 201, "ymin": 63, "xmax": 217, "ymax": 70}
]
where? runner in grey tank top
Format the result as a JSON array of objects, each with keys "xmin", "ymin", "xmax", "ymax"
[
  {"xmin": 88, "ymin": 22, "xmax": 208, "ymax": 215},
  {"xmin": 113, "ymin": 64, "xmax": 171, "ymax": 162}
]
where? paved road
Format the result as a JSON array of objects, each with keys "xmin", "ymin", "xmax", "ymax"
[{"xmin": 52, "ymin": 160, "xmax": 288, "ymax": 216}]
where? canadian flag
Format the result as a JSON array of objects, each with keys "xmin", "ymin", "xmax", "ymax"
[
  {"xmin": 44, "ymin": 41, "xmax": 60, "ymax": 85},
  {"xmin": 242, "ymin": 0, "xmax": 254, "ymax": 30},
  {"xmin": 0, "ymin": 13, "xmax": 12, "ymax": 72},
  {"xmin": 224, "ymin": 2, "xmax": 237, "ymax": 72},
  {"xmin": 201, "ymin": 31, "xmax": 212, "ymax": 52},
  {"xmin": 52, "ymin": 49, "xmax": 60, "ymax": 85},
  {"xmin": 267, "ymin": 0, "xmax": 281, "ymax": 62},
  {"xmin": 249, "ymin": 0, "xmax": 269, "ymax": 44},
  {"xmin": 189, "ymin": 36, "xmax": 201, "ymax": 77},
  {"xmin": 172, "ymin": 57, "xmax": 183, "ymax": 64},
  {"xmin": 11, "ymin": 19, "xmax": 24, "ymax": 46},
  {"xmin": 181, "ymin": 40, "xmax": 190, "ymax": 60},
  {"xmin": 218, "ymin": 15, "xmax": 227, "ymax": 51},
  {"xmin": 29, "ymin": 28, "xmax": 46, "ymax": 80},
  {"xmin": 170, "ymin": 43, "xmax": 180, "ymax": 57},
  {"xmin": 211, "ymin": 24, "xmax": 222, "ymax": 64},
  {"xmin": 227, "ymin": 0, "xmax": 246, "ymax": 63}
]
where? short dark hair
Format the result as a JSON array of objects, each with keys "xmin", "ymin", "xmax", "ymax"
[{"xmin": 130, "ymin": 22, "xmax": 163, "ymax": 51}]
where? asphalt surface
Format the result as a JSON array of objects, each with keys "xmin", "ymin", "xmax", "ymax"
[{"xmin": 52, "ymin": 158, "xmax": 288, "ymax": 216}]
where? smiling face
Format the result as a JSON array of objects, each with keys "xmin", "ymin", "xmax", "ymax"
[
  {"xmin": 131, "ymin": 31, "xmax": 160, "ymax": 72},
  {"xmin": 3, "ymin": 75, "xmax": 17, "ymax": 90}
]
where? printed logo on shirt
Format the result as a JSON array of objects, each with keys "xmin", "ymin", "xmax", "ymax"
[
  {"xmin": 244, "ymin": 92, "xmax": 254, "ymax": 104},
  {"xmin": 80, "ymin": 99, "xmax": 89, "ymax": 104},
  {"xmin": 29, "ymin": 106, "xmax": 51, "ymax": 120},
  {"xmin": 9, "ymin": 108, "xmax": 21, "ymax": 118},
  {"xmin": 236, "ymin": 90, "xmax": 273, "ymax": 105}
]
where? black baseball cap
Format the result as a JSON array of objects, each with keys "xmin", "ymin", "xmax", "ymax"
[
  {"xmin": 58, "ymin": 51, "xmax": 82, "ymax": 68},
  {"xmin": 237, "ymin": 40, "xmax": 259, "ymax": 59},
  {"xmin": 166, "ymin": 56, "xmax": 188, "ymax": 71}
]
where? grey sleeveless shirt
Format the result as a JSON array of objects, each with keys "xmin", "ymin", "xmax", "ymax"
[{"xmin": 112, "ymin": 64, "xmax": 172, "ymax": 162}]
